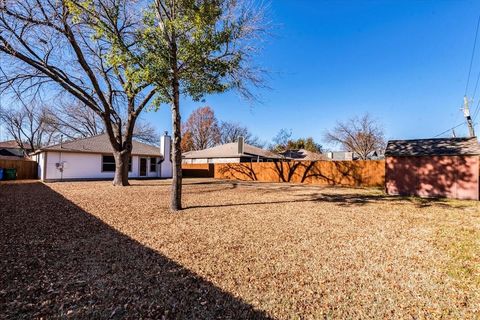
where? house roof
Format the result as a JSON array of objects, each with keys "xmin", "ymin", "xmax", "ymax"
[
  {"xmin": 0, "ymin": 140, "xmax": 32, "ymax": 150},
  {"xmin": 34, "ymin": 134, "xmax": 161, "ymax": 157},
  {"xmin": 0, "ymin": 155, "xmax": 34, "ymax": 161},
  {"xmin": 385, "ymin": 137, "xmax": 480, "ymax": 157},
  {"xmin": 280, "ymin": 149, "xmax": 328, "ymax": 161},
  {"xmin": 183, "ymin": 142, "xmax": 282, "ymax": 159},
  {"xmin": 0, "ymin": 149, "xmax": 23, "ymax": 157}
]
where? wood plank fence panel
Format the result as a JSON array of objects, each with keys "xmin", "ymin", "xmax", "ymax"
[
  {"xmin": 0, "ymin": 159, "xmax": 38, "ymax": 180},
  {"xmin": 182, "ymin": 164, "xmax": 215, "ymax": 178}
]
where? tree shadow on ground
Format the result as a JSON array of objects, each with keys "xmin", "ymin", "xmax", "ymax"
[
  {"xmin": 0, "ymin": 182, "xmax": 271, "ymax": 319},
  {"xmin": 186, "ymin": 190, "xmax": 470, "ymax": 210},
  {"xmin": 302, "ymin": 192, "xmax": 470, "ymax": 209}
]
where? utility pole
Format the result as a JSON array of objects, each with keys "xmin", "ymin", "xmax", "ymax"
[{"xmin": 463, "ymin": 96, "xmax": 476, "ymax": 137}]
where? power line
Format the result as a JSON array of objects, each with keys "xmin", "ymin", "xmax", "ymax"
[
  {"xmin": 473, "ymin": 97, "xmax": 480, "ymax": 120},
  {"xmin": 472, "ymin": 69, "xmax": 480, "ymax": 101},
  {"xmin": 464, "ymin": 14, "xmax": 480, "ymax": 96},
  {"xmin": 433, "ymin": 122, "xmax": 466, "ymax": 138}
]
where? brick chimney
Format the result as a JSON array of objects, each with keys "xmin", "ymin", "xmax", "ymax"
[{"xmin": 237, "ymin": 136, "xmax": 244, "ymax": 154}]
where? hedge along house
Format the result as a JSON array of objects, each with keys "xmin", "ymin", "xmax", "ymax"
[
  {"xmin": 385, "ymin": 137, "xmax": 480, "ymax": 200},
  {"xmin": 32, "ymin": 132, "xmax": 172, "ymax": 181}
]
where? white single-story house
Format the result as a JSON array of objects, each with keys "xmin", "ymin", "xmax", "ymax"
[
  {"xmin": 31, "ymin": 132, "xmax": 172, "ymax": 181},
  {"xmin": 182, "ymin": 138, "xmax": 282, "ymax": 164}
]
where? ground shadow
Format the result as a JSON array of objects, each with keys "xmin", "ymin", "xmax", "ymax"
[
  {"xmin": 0, "ymin": 182, "xmax": 271, "ymax": 319},
  {"xmin": 186, "ymin": 189, "xmax": 468, "ymax": 210},
  {"xmin": 302, "ymin": 192, "xmax": 468, "ymax": 208}
]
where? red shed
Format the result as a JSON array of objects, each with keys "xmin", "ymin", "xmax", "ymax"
[{"xmin": 385, "ymin": 137, "xmax": 480, "ymax": 200}]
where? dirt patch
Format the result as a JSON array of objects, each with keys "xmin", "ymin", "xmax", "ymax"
[{"xmin": 1, "ymin": 179, "xmax": 479, "ymax": 319}]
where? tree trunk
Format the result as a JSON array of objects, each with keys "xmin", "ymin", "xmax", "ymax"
[
  {"xmin": 170, "ymin": 79, "xmax": 182, "ymax": 211},
  {"xmin": 112, "ymin": 150, "xmax": 131, "ymax": 186}
]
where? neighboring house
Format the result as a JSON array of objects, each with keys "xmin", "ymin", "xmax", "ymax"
[
  {"xmin": 0, "ymin": 155, "xmax": 32, "ymax": 161},
  {"xmin": 367, "ymin": 150, "xmax": 385, "ymax": 160},
  {"xmin": 385, "ymin": 137, "xmax": 480, "ymax": 200},
  {"xmin": 325, "ymin": 151, "xmax": 356, "ymax": 161},
  {"xmin": 31, "ymin": 132, "xmax": 172, "ymax": 181},
  {"xmin": 325, "ymin": 150, "xmax": 384, "ymax": 161},
  {"xmin": 280, "ymin": 149, "xmax": 328, "ymax": 161},
  {"xmin": 182, "ymin": 138, "xmax": 282, "ymax": 164},
  {"xmin": 0, "ymin": 140, "xmax": 32, "ymax": 158}
]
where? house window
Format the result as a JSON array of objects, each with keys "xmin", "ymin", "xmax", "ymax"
[
  {"xmin": 102, "ymin": 155, "xmax": 132, "ymax": 172},
  {"xmin": 150, "ymin": 157, "xmax": 157, "ymax": 172}
]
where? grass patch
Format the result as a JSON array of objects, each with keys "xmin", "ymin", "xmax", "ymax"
[
  {"xmin": 436, "ymin": 225, "xmax": 480, "ymax": 289},
  {"xmin": 2, "ymin": 179, "xmax": 480, "ymax": 318}
]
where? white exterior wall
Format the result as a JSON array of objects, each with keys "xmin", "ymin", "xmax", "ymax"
[
  {"xmin": 139, "ymin": 157, "xmax": 163, "ymax": 178},
  {"xmin": 40, "ymin": 152, "xmax": 171, "ymax": 181},
  {"xmin": 147, "ymin": 157, "xmax": 158, "ymax": 178},
  {"xmin": 35, "ymin": 132, "xmax": 174, "ymax": 181},
  {"xmin": 160, "ymin": 133, "xmax": 173, "ymax": 178},
  {"xmin": 32, "ymin": 153, "xmax": 44, "ymax": 179}
]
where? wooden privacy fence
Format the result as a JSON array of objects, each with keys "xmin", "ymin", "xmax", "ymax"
[
  {"xmin": 0, "ymin": 159, "xmax": 38, "ymax": 180},
  {"xmin": 183, "ymin": 163, "xmax": 215, "ymax": 178},
  {"xmin": 183, "ymin": 160, "xmax": 385, "ymax": 187}
]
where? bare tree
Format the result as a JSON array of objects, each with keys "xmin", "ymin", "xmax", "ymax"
[
  {"xmin": 0, "ymin": 0, "xmax": 157, "ymax": 186},
  {"xmin": 44, "ymin": 100, "xmax": 104, "ymax": 140},
  {"xmin": 45, "ymin": 100, "xmax": 159, "ymax": 144},
  {"xmin": 324, "ymin": 113, "xmax": 386, "ymax": 160},
  {"xmin": 132, "ymin": 121, "xmax": 159, "ymax": 145},
  {"xmin": 269, "ymin": 128, "xmax": 292, "ymax": 152},
  {"xmin": 0, "ymin": 102, "xmax": 56, "ymax": 152},
  {"xmin": 181, "ymin": 106, "xmax": 220, "ymax": 151},
  {"xmin": 269, "ymin": 129, "xmax": 322, "ymax": 154},
  {"xmin": 219, "ymin": 121, "xmax": 264, "ymax": 147}
]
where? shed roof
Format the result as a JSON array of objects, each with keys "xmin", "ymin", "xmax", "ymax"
[
  {"xmin": 33, "ymin": 134, "xmax": 161, "ymax": 157},
  {"xmin": 182, "ymin": 142, "xmax": 281, "ymax": 159},
  {"xmin": 385, "ymin": 137, "xmax": 480, "ymax": 157}
]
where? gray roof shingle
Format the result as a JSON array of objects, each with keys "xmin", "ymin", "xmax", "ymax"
[
  {"xmin": 385, "ymin": 137, "xmax": 480, "ymax": 157},
  {"xmin": 35, "ymin": 134, "xmax": 161, "ymax": 156},
  {"xmin": 183, "ymin": 142, "xmax": 281, "ymax": 159},
  {"xmin": 0, "ymin": 140, "xmax": 32, "ymax": 150}
]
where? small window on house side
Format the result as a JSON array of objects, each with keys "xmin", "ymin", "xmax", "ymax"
[
  {"xmin": 102, "ymin": 155, "xmax": 132, "ymax": 172},
  {"xmin": 150, "ymin": 157, "xmax": 157, "ymax": 172},
  {"xmin": 102, "ymin": 155, "xmax": 115, "ymax": 172}
]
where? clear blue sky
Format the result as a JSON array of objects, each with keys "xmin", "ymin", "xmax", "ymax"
[
  {"xmin": 147, "ymin": 0, "xmax": 480, "ymax": 146},
  {"xmin": 1, "ymin": 1, "xmax": 479, "ymax": 146}
]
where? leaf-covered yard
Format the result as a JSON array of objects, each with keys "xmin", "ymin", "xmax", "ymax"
[{"xmin": 1, "ymin": 179, "xmax": 479, "ymax": 319}]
